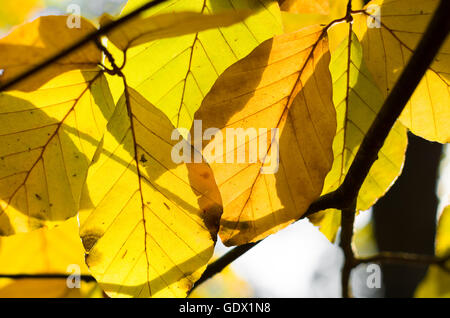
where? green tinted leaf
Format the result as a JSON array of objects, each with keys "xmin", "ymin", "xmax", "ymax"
[{"xmin": 309, "ymin": 30, "xmax": 407, "ymax": 242}]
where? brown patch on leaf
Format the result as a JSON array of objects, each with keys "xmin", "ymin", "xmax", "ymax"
[{"xmin": 81, "ymin": 229, "xmax": 103, "ymax": 252}]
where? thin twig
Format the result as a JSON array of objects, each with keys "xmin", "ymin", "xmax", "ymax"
[
  {"xmin": 339, "ymin": 201, "xmax": 356, "ymax": 298},
  {"xmin": 0, "ymin": 274, "xmax": 96, "ymax": 282},
  {"xmin": 356, "ymin": 252, "xmax": 450, "ymax": 271},
  {"xmin": 190, "ymin": 242, "xmax": 259, "ymax": 292}
]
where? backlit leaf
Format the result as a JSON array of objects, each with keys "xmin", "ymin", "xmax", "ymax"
[
  {"xmin": 309, "ymin": 30, "xmax": 407, "ymax": 242},
  {"xmin": 415, "ymin": 206, "xmax": 450, "ymax": 298},
  {"xmin": 0, "ymin": 218, "xmax": 102, "ymax": 298},
  {"xmin": 112, "ymin": 0, "xmax": 283, "ymax": 130},
  {"xmin": 0, "ymin": 16, "xmax": 101, "ymax": 91},
  {"xmin": 280, "ymin": 0, "xmax": 363, "ymax": 35},
  {"xmin": 0, "ymin": 69, "xmax": 114, "ymax": 235},
  {"xmin": 194, "ymin": 25, "xmax": 336, "ymax": 246},
  {"xmin": 280, "ymin": 0, "xmax": 330, "ymax": 15},
  {"xmin": 352, "ymin": 0, "xmax": 450, "ymax": 143},
  {"xmin": 0, "ymin": 0, "xmax": 43, "ymax": 29},
  {"xmin": 0, "ymin": 218, "xmax": 88, "ymax": 274},
  {"xmin": 78, "ymin": 87, "xmax": 222, "ymax": 297},
  {"xmin": 101, "ymin": 10, "xmax": 254, "ymax": 50}
]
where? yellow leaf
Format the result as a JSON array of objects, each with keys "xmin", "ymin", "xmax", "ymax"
[
  {"xmin": 111, "ymin": 0, "xmax": 283, "ymax": 130},
  {"xmin": 0, "ymin": 218, "xmax": 88, "ymax": 274},
  {"xmin": 0, "ymin": 0, "xmax": 43, "ymax": 29},
  {"xmin": 280, "ymin": 0, "xmax": 331, "ymax": 15},
  {"xmin": 0, "ymin": 69, "xmax": 115, "ymax": 235},
  {"xmin": 194, "ymin": 25, "xmax": 336, "ymax": 246},
  {"xmin": 352, "ymin": 0, "xmax": 450, "ymax": 143},
  {"xmin": 101, "ymin": 10, "xmax": 254, "ymax": 51},
  {"xmin": 309, "ymin": 30, "xmax": 407, "ymax": 242},
  {"xmin": 78, "ymin": 87, "xmax": 222, "ymax": 298},
  {"xmin": 280, "ymin": 0, "xmax": 363, "ymax": 35},
  {"xmin": 0, "ymin": 16, "xmax": 101, "ymax": 91},
  {"xmin": 0, "ymin": 218, "xmax": 103, "ymax": 298},
  {"xmin": 0, "ymin": 279, "xmax": 101, "ymax": 298},
  {"xmin": 415, "ymin": 206, "xmax": 450, "ymax": 297},
  {"xmin": 189, "ymin": 262, "xmax": 252, "ymax": 297}
]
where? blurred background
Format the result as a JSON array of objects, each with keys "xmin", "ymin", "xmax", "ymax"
[{"xmin": 0, "ymin": 0, "xmax": 448, "ymax": 298}]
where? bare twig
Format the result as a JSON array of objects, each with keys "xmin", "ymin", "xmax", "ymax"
[
  {"xmin": 356, "ymin": 252, "xmax": 450, "ymax": 272},
  {"xmin": 0, "ymin": 274, "xmax": 96, "ymax": 282},
  {"xmin": 190, "ymin": 242, "xmax": 259, "ymax": 293},
  {"xmin": 340, "ymin": 201, "xmax": 356, "ymax": 298}
]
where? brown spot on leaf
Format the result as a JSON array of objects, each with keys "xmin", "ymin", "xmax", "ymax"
[
  {"xmin": 81, "ymin": 229, "xmax": 103, "ymax": 252},
  {"xmin": 202, "ymin": 205, "xmax": 222, "ymax": 241},
  {"xmin": 200, "ymin": 172, "xmax": 210, "ymax": 179}
]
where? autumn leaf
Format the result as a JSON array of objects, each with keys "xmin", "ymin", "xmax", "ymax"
[
  {"xmin": 415, "ymin": 206, "xmax": 450, "ymax": 298},
  {"xmin": 0, "ymin": 279, "xmax": 101, "ymax": 298},
  {"xmin": 194, "ymin": 25, "xmax": 336, "ymax": 246},
  {"xmin": 78, "ymin": 87, "xmax": 222, "ymax": 297},
  {"xmin": 0, "ymin": 0, "xmax": 43, "ymax": 29},
  {"xmin": 100, "ymin": 10, "xmax": 255, "ymax": 50},
  {"xmin": 309, "ymin": 29, "xmax": 407, "ymax": 242},
  {"xmin": 352, "ymin": 0, "xmax": 450, "ymax": 143},
  {"xmin": 0, "ymin": 16, "xmax": 101, "ymax": 91},
  {"xmin": 108, "ymin": 0, "xmax": 283, "ymax": 131},
  {"xmin": 0, "ymin": 69, "xmax": 114, "ymax": 235},
  {"xmin": 280, "ymin": 0, "xmax": 330, "ymax": 15},
  {"xmin": 0, "ymin": 217, "xmax": 102, "ymax": 298},
  {"xmin": 280, "ymin": 0, "xmax": 363, "ymax": 35}
]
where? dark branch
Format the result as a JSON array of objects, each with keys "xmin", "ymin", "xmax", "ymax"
[
  {"xmin": 190, "ymin": 241, "xmax": 259, "ymax": 292},
  {"xmin": 339, "ymin": 202, "xmax": 357, "ymax": 298},
  {"xmin": 195, "ymin": 0, "xmax": 450, "ymax": 289},
  {"xmin": 0, "ymin": 0, "xmax": 169, "ymax": 92},
  {"xmin": 0, "ymin": 274, "xmax": 96, "ymax": 282},
  {"xmin": 356, "ymin": 252, "xmax": 450, "ymax": 271}
]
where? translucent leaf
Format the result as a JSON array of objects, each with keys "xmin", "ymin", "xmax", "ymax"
[
  {"xmin": 280, "ymin": 0, "xmax": 363, "ymax": 34},
  {"xmin": 353, "ymin": 0, "xmax": 450, "ymax": 142},
  {"xmin": 78, "ymin": 87, "xmax": 222, "ymax": 297},
  {"xmin": 0, "ymin": 69, "xmax": 115, "ymax": 235},
  {"xmin": 309, "ymin": 30, "xmax": 407, "ymax": 242},
  {"xmin": 111, "ymin": 0, "xmax": 283, "ymax": 130},
  {"xmin": 0, "ymin": 0, "xmax": 43, "ymax": 29},
  {"xmin": 194, "ymin": 25, "xmax": 336, "ymax": 246},
  {"xmin": 0, "ymin": 16, "xmax": 101, "ymax": 91},
  {"xmin": 0, "ymin": 218, "xmax": 103, "ymax": 298},
  {"xmin": 101, "ymin": 10, "xmax": 254, "ymax": 50},
  {"xmin": 415, "ymin": 206, "xmax": 450, "ymax": 298}
]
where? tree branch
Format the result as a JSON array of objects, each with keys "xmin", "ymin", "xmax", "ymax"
[
  {"xmin": 0, "ymin": 274, "xmax": 96, "ymax": 282},
  {"xmin": 340, "ymin": 202, "xmax": 356, "ymax": 298},
  {"xmin": 194, "ymin": 0, "xmax": 450, "ymax": 289},
  {"xmin": 356, "ymin": 252, "xmax": 450, "ymax": 272},
  {"xmin": 190, "ymin": 242, "xmax": 259, "ymax": 292},
  {"xmin": 0, "ymin": 0, "xmax": 169, "ymax": 92}
]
